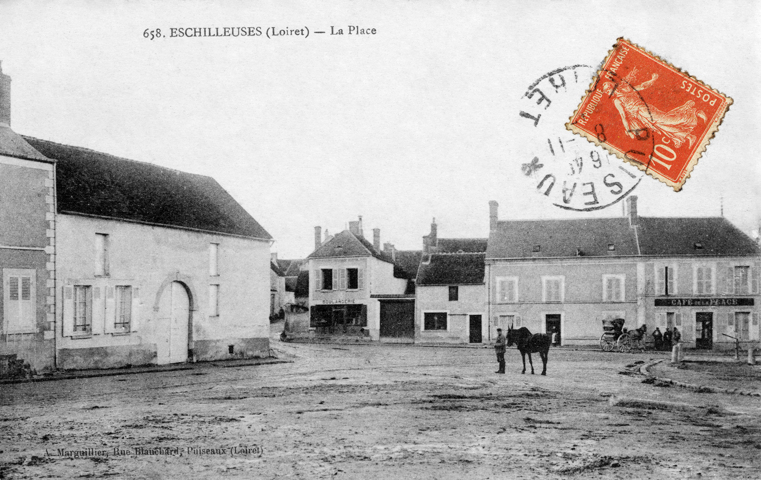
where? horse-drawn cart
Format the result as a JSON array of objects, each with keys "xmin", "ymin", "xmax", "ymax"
[{"xmin": 600, "ymin": 318, "xmax": 633, "ymax": 352}]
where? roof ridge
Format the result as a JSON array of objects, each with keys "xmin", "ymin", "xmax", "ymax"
[
  {"xmin": 21, "ymin": 135, "xmax": 213, "ymax": 180},
  {"xmin": 431, "ymin": 252, "xmax": 486, "ymax": 256}
]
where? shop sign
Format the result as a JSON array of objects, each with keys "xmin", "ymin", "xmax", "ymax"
[{"xmin": 654, "ymin": 298, "xmax": 754, "ymax": 307}]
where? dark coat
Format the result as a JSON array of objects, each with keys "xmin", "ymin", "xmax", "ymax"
[{"xmin": 494, "ymin": 333, "xmax": 506, "ymax": 353}]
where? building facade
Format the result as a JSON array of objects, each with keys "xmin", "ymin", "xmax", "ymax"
[
  {"xmin": 415, "ymin": 220, "xmax": 488, "ymax": 344},
  {"xmin": 306, "ymin": 220, "xmax": 414, "ymax": 341},
  {"xmin": 26, "ymin": 136, "xmax": 273, "ymax": 369},
  {"xmin": 486, "ymin": 197, "xmax": 760, "ymax": 350},
  {"xmin": 0, "ymin": 63, "xmax": 57, "ymax": 372}
]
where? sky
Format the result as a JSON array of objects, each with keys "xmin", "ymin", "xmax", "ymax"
[{"xmin": 1, "ymin": 0, "xmax": 759, "ymax": 257}]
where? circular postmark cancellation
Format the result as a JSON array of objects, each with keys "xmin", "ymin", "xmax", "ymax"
[{"xmin": 518, "ymin": 65, "xmax": 644, "ymax": 212}]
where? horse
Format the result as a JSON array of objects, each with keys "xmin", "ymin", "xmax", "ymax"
[{"xmin": 506, "ymin": 326, "xmax": 551, "ymax": 375}]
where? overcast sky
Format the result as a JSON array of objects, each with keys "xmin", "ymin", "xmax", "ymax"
[{"xmin": 1, "ymin": 0, "xmax": 759, "ymax": 257}]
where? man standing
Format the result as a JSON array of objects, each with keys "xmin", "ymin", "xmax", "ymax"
[{"xmin": 494, "ymin": 328, "xmax": 506, "ymax": 374}]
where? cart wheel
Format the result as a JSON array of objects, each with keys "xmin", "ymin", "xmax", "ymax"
[
  {"xmin": 600, "ymin": 334, "xmax": 613, "ymax": 352},
  {"xmin": 618, "ymin": 334, "xmax": 632, "ymax": 353}
]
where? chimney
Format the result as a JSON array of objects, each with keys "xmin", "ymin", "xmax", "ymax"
[
  {"xmin": 429, "ymin": 218, "xmax": 438, "ymax": 250},
  {"xmin": 358, "ymin": 215, "xmax": 364, "ymax": 237},
  {"xmin": 271, "ymin": 252, "xmax": 278, "ymax": 263},
  {"xmin": 0, "ymin": 62, "xmax": 10, "ymax": 127},
  {"xmin": 383, "ymin": 242, "xmax": 396, "ymax": 261},
  {"xmin": 422, "ymin": 235, "xmax": 430, "ymax": 254},
  {"xmin": 489, "ymin": 200, "xmax": 499, "ymax": 231},
  {"xmin": 349, "ymin": 221, "xmax": 360, "ymax": 236},
  {"xmin": 373, "ymin": 228, "xmax": 381, "ymax": 250},
  {"xmin": 314, "ymin": 226, "xmax": 322, "ymax": 251},
  {"xmin": 626, "ymin": 195, "xmax": 639, "ymax": 227}
]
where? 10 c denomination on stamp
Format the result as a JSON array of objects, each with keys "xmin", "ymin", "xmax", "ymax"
[{"xmin": 565, "ymin": 38, "xmax": 732, "ymax": 192}]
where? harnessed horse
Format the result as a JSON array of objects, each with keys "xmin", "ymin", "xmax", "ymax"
[{"xmin": 506, "ymin": 326, "xmax": 551, "ymax": 375}]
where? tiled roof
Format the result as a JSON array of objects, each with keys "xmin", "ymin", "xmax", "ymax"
[
  {"xmin": 0, "ymin": 127, "xmax": 51, "ymax": 162},
  {"xmin": 294, "ymin": 270, "xmax": 310, "ymax": 297},
  {"xmin": 308, "ymin": 230, "xmax": 395, "ymax": 264},
  {"xmin": 417, "ymin": 253, "xmax": 486, "ymax": 285},
  {"xmin": 637, "ymin": 217, "xmax": 760, "ymax": 256},
  {"xmin": 23, "ymin": 136, "xmax": 272, "ymax": 240},
  {"xmin": 270, "ymin": 262, "xmax": 286, "ymax": 276},
  {"xmin": 277, "ymin": 259, "xmax": 306, "ymax": 277},
  {"xmin": 394, "ymin": 250, "xmax": 423, "ymax": 279},
  {"xmin": 487, "ymin": 218, "xmax": 639, "ymax": 259},
  {"xmin": 487, "ymin": 217, "xmax": 759, "ymax": 259},
  {"xmin": 435, "ymin": 238, "xmax": 488, "ymax": 253},
  {"xmin": 285, "ymin": 276, "xmax": 299, "ymax": 293}
]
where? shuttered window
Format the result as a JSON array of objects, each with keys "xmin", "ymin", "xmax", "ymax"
[
  {"xmin": 734, "ymin": 266, "xmax": 750, "ymax": 295},
  {"xmin": 496, "ymin": 277, "xmax": 518, "ymax": 303},
  {"xmin": 115, "ymin": 286, "xmax": 132, "ymax": 331},
  {"xmin": 3, "ymin": 270, "xmax": 36, "ymax": 334},
  {"xmin": 542, "ymin": 277, "xmax": 564, "ymax": 303},
  {"xmin": 695, "ymin": 265, "xmax": 714, "ymax": 295},
  {"xmin": 603, "ymin": 275, "xmax": 625, "ymax": 302},
  {"xmin": 74, "ymin": 285, "xmax": 92, "ymax": 333},
  {"xmin": 423, "ymin": 312, "xmax": 448, "ymax": 331},
  {"xmin": 655, "ymin": 264, "xmax": 677, "ymax": 295}
]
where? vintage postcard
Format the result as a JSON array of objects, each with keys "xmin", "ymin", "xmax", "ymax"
[{"xmin": 1, "ymin": 1, "xmax": 760, "ymax": 479}]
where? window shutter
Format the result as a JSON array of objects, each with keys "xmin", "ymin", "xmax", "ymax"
[
  {"xmin": 675, "ymin": 312, "xmax": 682, "ymax": 327},
  {"xmin": 86, "ymin": 287, "xmax": 93, "ymax": 331},
  {"xmin": 360, "ymin": 304, "xmax": 367, "ymax": 326},
  {"xmin": 724, "ymin": 266, "xmax": 734, "ymax": 294},
  {"xmin": 63, "ymin": 286, "xmax": 74, "ymax": 337},
  {"xmin": 655, "ymin": 265, "xmax": 664, "ymax": 296},
  {"xmin": 358, "ymin": 268, "xmax": 364, "ymax": 290},
  {"xmin": 92, "ymin": 286, "xmax": 105, "ymax": 335},
  {"xmin": 670, "ymin": 265, "xmax": 677, "ymax": 295},
  {"xmin": 726, "ymin": 312, "xmax": 735, "ymax": 336},
  {"xmin": 131, "ymin": 287, "xmax": 140, "ymax": 332},
  {"xmin": 314, "ymin": 270, "xmax": 321, "ymax": 291},
  {"xmin": 339, "ymin": 269, "xmax": 347, "ymax": 290},
  {"xmin": 751, "ymin": 266, "xmax": 759, "ymax": 295},
  {"xmin": 105, "ymin": 286, "xmax": 116, "ymax": 334}
]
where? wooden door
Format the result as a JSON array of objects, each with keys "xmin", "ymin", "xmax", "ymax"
[
  {"xmin": 696, "ymin": 312, "xmax": 713, "ymax": 349},
  {"xmin": 469, "ymin": 315, "xmax": 482, "ymax": 343}
]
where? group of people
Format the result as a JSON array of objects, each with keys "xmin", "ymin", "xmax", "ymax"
[{"xmin": 652, "ymin": 326, "xmax": 681, "ymax": 351}]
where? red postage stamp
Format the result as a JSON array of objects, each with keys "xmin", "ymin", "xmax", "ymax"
[{"xmin": 566, "ymin": 38, "xmax": 732, "ymax": 191}]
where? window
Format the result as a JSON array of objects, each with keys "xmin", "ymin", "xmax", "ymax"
[
  {"xmin": 95, "ymin": 233, "xmax": 109, "ymax": 276},
  {"xmin": 695, "ymin": 265, "xmax": 714, "ymax": 295},
  {"xmin": 347, "ymin": 268, "xmax": 359, "ymax": 289},
  {"xmin": 542, "ymin": 276, "xmax": 564, "ymax": 303},
  {"xmin": 209, "ymin": 243, "xmax": 219, "ymax": 276},
  {"xmin": 321, "ymin": 269, "xmax": 333, "ymax": 290},
  {"xmin": 655, "ymin": 264, "xmax": 677, "ymax": 295},
  {"xmin": 734, "ymin": 266, "xmax": 750, "ymax": 294},
  {"xmin": 603, "ymin": 275, "xmax": 625, "ymax": 302},
  {"xmin": 3, "ymin": 269, "xmax": 36, "ymax": 333},
  {"xmin": 735, "ymin": 312, "xmax": 750, "ymax": 341},
  {"xmin": 496, "ymin": 277, "xmax": 518, "ymax": 303},
  {"xmin": 115, "ymin": 286, "xmax": 132, "ymax": 331},
  {"xmin": 448, "ymin": 286, "xmax": 459, "ymax": 301},
  {"xmin": 423, "ymin": 312, "xmax": 448, "ymax": 331},
  {"xmin": 209, "ymin": 284, "xmax": 219, "ymax": 316},
  {"xmin": 498, "ymin": 314, "xmax": 520, "ymax": 328},
  {"xmin": 74, "ymin": 285, "xmax": 92, "ymax": 333}
]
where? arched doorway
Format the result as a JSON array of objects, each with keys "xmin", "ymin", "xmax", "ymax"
[{"xmin": 156, "ymin": 281, "xmax": 190, "ymax": 364}]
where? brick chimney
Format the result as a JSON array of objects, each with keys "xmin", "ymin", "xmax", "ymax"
[
  {"xmin": 349, "ymin": 220, "xmax": 360, "ymax": 236},
  {"xmin": 314, "ymin": 226, "xmax": 322, "ymax": 251},
  {"xmin": 422, "ymin": 235, "xmax": 430, "ymax": 254},
  {"xmin": 0, "ymin": 62, "xmax": 11, "ymax": 127},
  {"xmin": 383, "ymin": 242, "xmax": 396, "ymax": 261},
  {"xmin": 429, "ymin": 218, "xmax": 438, "ymax": 251},
  {"xmin": 373, "ymin": 228, "xmax": 381, "ymax": 250},
  {"xmin": 626, "ymin": 195, "xmax": 639, "ymax": 227},
  {"xmin": 489, "ymin": 200, "xmax": 499, "ymax": 230},
  {"xmin": 271, "ymin": 252, "xmax": 278, "ymax": 263}
]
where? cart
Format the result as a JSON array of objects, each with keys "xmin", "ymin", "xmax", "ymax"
[{"xmin": 600, "ymin": 318, "xmax": 633, "ymax": 353}]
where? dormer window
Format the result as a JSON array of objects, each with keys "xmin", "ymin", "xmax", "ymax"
[
  {"xmin": 607, "ymin": 243, "xmax": 615, "ymax": 251},
  {"xmin": 694, "ymin": 242, "xmax": 704, "ymax": 250},
  {"xmin": 575, "ymin": 248, "xmax": 584, "ymax": 256},
  {"xmin": 532, "ymin": 245, "xmax": 541, "ymax": 253}
]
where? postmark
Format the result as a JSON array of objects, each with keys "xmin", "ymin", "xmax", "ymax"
[
  {"xmin": 518, "ymin": 65, "xmax": 644, "ymax": 211},
  {"xmin": 566, "ymin": 38, "xmax": 732, "ymax": 192}
]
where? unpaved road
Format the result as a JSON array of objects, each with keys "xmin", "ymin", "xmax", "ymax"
[{"xmin": 2, "ymin": 336, "xmax": 760, "ymax": 479}]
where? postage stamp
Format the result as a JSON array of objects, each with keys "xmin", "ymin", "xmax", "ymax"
[{"xmin": 565, "ymin": 38, "xmax": 732, "ymax": 192}]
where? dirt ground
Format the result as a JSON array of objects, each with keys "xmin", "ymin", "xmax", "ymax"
[{"xmin": 2, "ymin": 331, "xmax": 761, "ymax": 479}]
